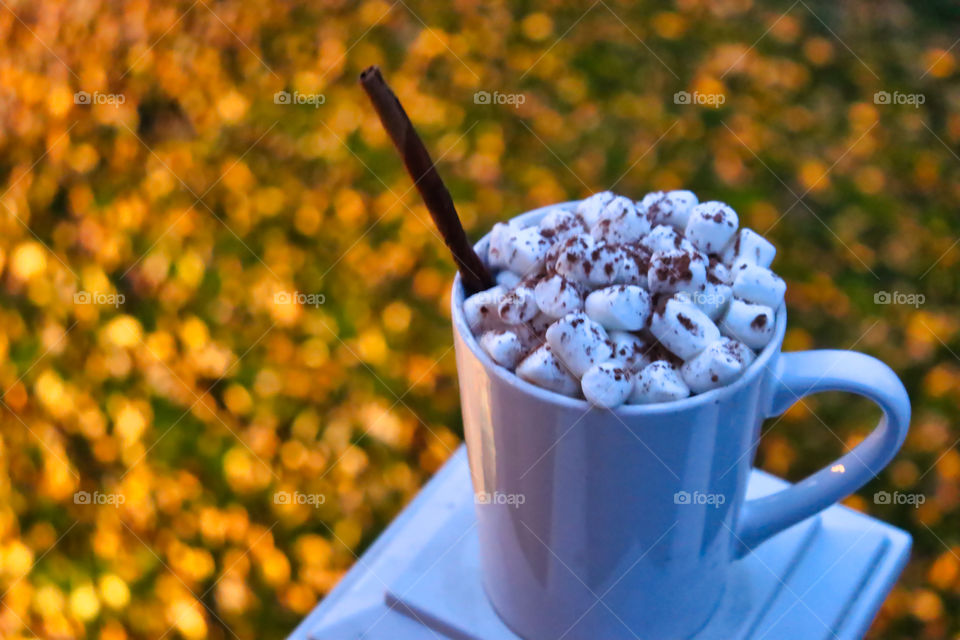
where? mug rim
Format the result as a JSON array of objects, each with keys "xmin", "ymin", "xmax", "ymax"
[{"xmin": 451, "ymin": 201, "xmax": 788, "ymax": 415}]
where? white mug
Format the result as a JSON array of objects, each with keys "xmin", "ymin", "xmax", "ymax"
[{"xmin": 451, "ymin": 203, "xmax": 911, "ymax": 640}]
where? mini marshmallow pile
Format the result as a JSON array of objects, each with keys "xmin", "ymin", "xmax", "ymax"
[{"xmin": 463, "ymin": 190, "xmax": 785, "ymax": 409}]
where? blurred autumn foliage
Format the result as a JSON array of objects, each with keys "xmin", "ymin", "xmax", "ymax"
[{"xmin": 0, "ymin": 0, "xmax": 957, "ymax": 638}]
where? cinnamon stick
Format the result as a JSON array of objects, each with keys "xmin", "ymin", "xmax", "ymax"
[{"xmin": 360, "ymin": 65, "xmax": 494, "ymax": 294}]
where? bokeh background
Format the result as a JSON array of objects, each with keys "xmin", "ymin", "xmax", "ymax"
[{"xmin": 0, "ymin": 0, "xmax": 957, "ymax": 638}]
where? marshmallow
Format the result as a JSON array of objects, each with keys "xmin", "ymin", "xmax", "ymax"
[
  {"xmin": 608, "ymin": 330, "xmax": 654, "ymax": 372},
  {"xmin": 725, "ymin": 338, "xmax": 757, "ymax": 368},
  {"xmin": 543, "ymin": 234, "xmax": 568, "ymax": 274},
  {"xmin": 553, "ymin": 234, "xmax": 596, "ymax": 284},
  {"xmin": 685, "ymin": 202, "xmax": 738, "ymax": 255},
  {"xmin": 720, "ymin": 299, "xmax": 776, "ymax": 350},
  {"xmin": 723, "ymin": 228, "xmax": 776, "ymax": 270},
  {"xmin": 677, "ymin": 258, "xmax": 732, "ymax": 319},
  {"xmin": 577, "ymin": 191, "xmax": 616, "ymax": 227},
  {"xmin": 591, "ymin": 196, "xmax": 651, "ymax": 244},
  {"xmin": 637, "ymin": 191, "xmax": 665, "ymax": 223},
  {"xmin": 502, "ymin": 225, "xmax": 551, "ymax": 276},
  {"xmin": 586, "ymin": 243, "xmax": 632, "ymax": 287},
  {"xmin": 554, "ymin": 236, "xmax": 633, "ymax": 288},
  {"xmin": 664, "ymin": 190, "xmax": 699, "ymax": 228},
  {"xmin": 581, "ymin": 362, "xmax": 633, "ymax": 408},
  {"xmin": 480, "ymin": 330, "xmax": 525, "ymax": 370},
  {"xmin": 463, "ymin": 285, "xmax": 507, "ymax": 333},
  {"xmin": 545, "ymin": 312, "xmax": 613, "ymax": 377},
  {"xmin": 534, "ymin": 274, "xmax": 584, "ymax": 318},
  {"xmin": 495, "ymin": 270, "xmax": 522, "ymax": 289},
  {"xmin": 498, "ymin": 285, "xmax": 540, "ymax": 324},
  {"xmin": 629, "ymin": 361, "xmax": 691, "ymax": 404},
  {"xmin": 639, "ymin": 190, "xmax": 699, "ymax": 230},
  {"xmin": 487, "ymin": 221, "xmax": 517, "ymax": 269},
  {"xmin": 649, "ymin": 296, "xmax": 722, "ymax": 360},
  {"xmin": 683, "ymin": 282, "xmax": 732, "ymax": 321},
  {"xmin": 527, "ymin": 312, "xmax": 555, "ymax": 336},
  {"xmin": 510, "ymin": 322, "xmax": 544, "ymax": 352},
  {"xmin": 640, "ymin": 224, "xmax": 695, "ymax": 254},
  {"xmin": 680, "ymin": 337, "xmax": 755, "ymax": 393},
  {"xmin": 539, "ymin": 207, "xmax": 587, "ymax": 244},
  {"xmin": 584, "ymin": 285, "xmax": 651, "ymax": 330},
  {"xmin": 731, "ymin": 264, "xmax": 786, "ymax": 309},
  {"xmin": 647, "ymin": 249, "xmax": 708, "ymax": 294},
  {"xmin": 516, "ymin": 344, "xmax": 581, "ymax": 397},
  {"xmin": 617, "ymin": 245, "xmax": 651, "ymax": 286},
  {"xmin": 708, "ymin": 258, "xmax": 732, "ymax": 285}
]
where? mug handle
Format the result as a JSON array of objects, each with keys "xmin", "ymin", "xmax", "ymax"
[{"xmin": 733, "ymin": 349, "xmax": 911, "ymax": 556}]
